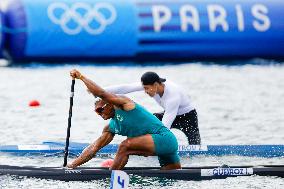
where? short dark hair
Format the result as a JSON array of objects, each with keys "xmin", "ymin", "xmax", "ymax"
[
  {"xmin": 94, "ymin": 98, "xmax": 105, "ymax": 106},
  {"xmin": 141, "ymin": 72, "xmax": 166, "ymax": 85}
]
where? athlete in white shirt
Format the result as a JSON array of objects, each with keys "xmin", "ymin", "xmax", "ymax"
[{"xmin": 105, "ymin": 72, "xmax": 201, "ymax": 145}]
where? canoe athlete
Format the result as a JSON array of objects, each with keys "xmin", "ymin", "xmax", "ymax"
[{"xmin": 68, "ymin": 69, "xmax": 181, "ymax": 170}]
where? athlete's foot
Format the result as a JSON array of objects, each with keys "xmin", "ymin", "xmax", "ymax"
[{"xmin": 161, "ymin": 163, "xmax": 182, "ymax": 170}]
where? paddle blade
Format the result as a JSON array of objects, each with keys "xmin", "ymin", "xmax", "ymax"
[{"xmin": 110, "ymin": 170, "xmax": 129, "ymax": 189}]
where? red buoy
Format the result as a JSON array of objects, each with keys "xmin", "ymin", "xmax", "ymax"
[
  {"xmin": 29, "ymin": 100, "xmax": 40, "ymax": 107},
  {"xmin": 100, "ymin": 159, "xmax": 114, "ymax": 168}
]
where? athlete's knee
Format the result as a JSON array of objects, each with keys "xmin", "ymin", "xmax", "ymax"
[{"xmin": 118, "ymin": 139, "xmax": 131, "ymax": 154}]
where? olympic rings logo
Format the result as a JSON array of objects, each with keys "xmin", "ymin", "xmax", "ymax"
[{"xmin": 47, "ymin": 2, "xmax": 117, "ymax": 35}]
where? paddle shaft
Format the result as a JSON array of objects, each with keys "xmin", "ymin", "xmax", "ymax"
[{"xmin": 63, "ymin": 79, "xmax": 75, "ymax": 167}]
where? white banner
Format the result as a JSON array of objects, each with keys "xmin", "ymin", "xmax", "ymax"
[{"xmin": 110, "ymin": 170, "xmax": 129, "ymax": 189}]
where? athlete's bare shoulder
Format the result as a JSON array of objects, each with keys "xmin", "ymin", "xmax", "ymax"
[{"xmin": 113, "ymin": 95, "xmax": 135, "ymax": 111}]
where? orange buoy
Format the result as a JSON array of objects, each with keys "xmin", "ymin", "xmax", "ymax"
[
  {"xmin": 100, "ymin": 159, "xmax": 114, "ymax": 168},
  {"xmin": 29, "ymin": 100, "xmax": 40, "ymax": 107}
]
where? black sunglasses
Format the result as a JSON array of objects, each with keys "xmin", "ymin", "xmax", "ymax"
[{"xmin": 95, "ymin": 103, "xmax": 108, "ymax": 114}]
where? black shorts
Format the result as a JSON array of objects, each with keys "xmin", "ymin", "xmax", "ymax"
[{"xmin": 154, "ymin": 109, "xmax": 201, "ymax": 145}]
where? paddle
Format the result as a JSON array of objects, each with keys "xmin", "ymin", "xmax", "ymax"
[{"xmin": 63, "ymin": 79, "xmax": 75, "ymax": 167}]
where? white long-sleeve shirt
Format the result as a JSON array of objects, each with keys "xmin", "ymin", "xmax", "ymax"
[{"xmin": 105, "ymin": 80, "xmax": 194, "ymax": 129}]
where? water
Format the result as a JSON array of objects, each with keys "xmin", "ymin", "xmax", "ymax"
[{"xmin": 0, "ymin": 60, "xmax": 284, "ymax": 188}]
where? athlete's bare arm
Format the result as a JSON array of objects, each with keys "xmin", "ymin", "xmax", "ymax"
[
  {"xmin": 70, "ymin": 69, "xmax": 134, "ymax": 111},
  {"xmin": 67, "ymin": 125, "xmax": 114, "ymax": 168}
]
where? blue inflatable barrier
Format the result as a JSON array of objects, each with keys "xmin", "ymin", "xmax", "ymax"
[
  {"xmin": 4, "ymin": 0, "xmax": 27, "ymax": 59},
  {"xmin": 0, "ymin": 10, "xmax": 4, "ymax": 58},
  {"xmin": 3, "ymin": 0, "xmax": 284, "ymax": 61}
]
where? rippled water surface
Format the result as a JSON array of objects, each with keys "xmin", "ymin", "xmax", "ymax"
[{"xmin": 0, "ymin": 60, "xmax": 284, "ymax": 188}]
